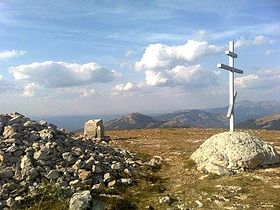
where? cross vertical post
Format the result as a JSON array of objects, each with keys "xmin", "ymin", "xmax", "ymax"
[
  {"xmin": 217, "ymin": 40, "xmax": 244, "ymax": 132},
  {"xmin": 229, "ymin": 41, "xmax": 234, "ymax": 132}
]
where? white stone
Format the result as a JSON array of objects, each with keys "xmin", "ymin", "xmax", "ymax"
[
  {"xmin": 69, "ymin": 190, "xmax": 92, "ymax": 210},
  {"xmin": 191, "ymin": 132, "xmax": 280, "ymax": 175}
]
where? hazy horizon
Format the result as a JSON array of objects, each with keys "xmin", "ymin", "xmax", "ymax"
[{"xmin": 0, "ymin": 1, "xmax": 280, "ymax": 116}]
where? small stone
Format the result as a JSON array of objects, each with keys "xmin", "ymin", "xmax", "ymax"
[
  {"xmin": 79, "ymin": 170, "xmax": 92, "ymax": 181},
  {"xmin": 159, "ymin": 195, "xmax": 172, "ymax": 205},
  {"xmin": 108, "ymin": 180, "xmax": 116, "ymax": 188},
  {"xmin": 146, "ymin": 156, "xmax": 163, "ymax": 168},
  {"xmin": 111, "ymin": 162, "xmax": 122, "ymax": 170},
  {"xmin": 103, "ymin": 173, "xmax": 113, "ymax": 183},
  {"xmin": 123, "ymin": 168, "xmax": 131, "ymax": 176},
  {"xmin": 195, "ymin": 200, "xmax": 203, "ymax": 208},
  {"xmin": 46, "ymin": 169, "xmax": 60, "ymax": 180},
  {"xmin": 92, "ymin": 165, "xmax": 102, "ymax": 173},
  {"xmin": 62, "ymin": 152, "xmax": 74, "ymax": 163},
  {"xmin": 91, "ymin": 183, "xmax": 105, "ymax": 193},
  {"xmin": 69, "ymin": 190, "xmax": 92, "ymax": 210},
  {"xmin": 120, "ymin": 178, "xmax": 133, "ymax": 185},
  {"xmin": 1, "ymin": 167, "xmax": 14, "ymax": 179},
  {"xmin": 27, "ymin": 168, "xmax": 39, "ymax": 181},
  {"xmin": 69, "ymin": 180, "xmax": 81, "ymax": 188},
  {"xmin": 34, "ymin": 147, "xmax": 49, "ymax": 160}
]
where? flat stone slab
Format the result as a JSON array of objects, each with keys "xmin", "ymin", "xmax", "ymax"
[{"xmin": 190, "ymin": 132, "xmax": 280, "ymax": 175}]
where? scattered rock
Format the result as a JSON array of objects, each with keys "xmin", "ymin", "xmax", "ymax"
[
  {"xmin": 120, "ymin": 178, "xmax": 133, "ymax": 185},
  {"xmin": 92, "ymin": 183, "xmax": 105, "ymax": 193},
  {"xmin": 146, "ymin": 156, "xmax": 163, "ymax": 168},
  {"xmin": 46, "ymin": 169, "xmax": 60, "ymax": 180},
  {"xmin": 79, "ymin": 170, "xmax": 92, "ymax": 181},
  {"xmin": 195, "ymin": 200, "xmax": 203, "ymax": 208},
  {"xmin": 159, "ymin": 195, "xmax": 172, "ymax": 205},
  {"xmin": 69, "ymin": 190, "xmax": 92, "ymax": 210},
  {"xmin": 191, "ymin": 132, "xmax": 280, "ymax": 175}
]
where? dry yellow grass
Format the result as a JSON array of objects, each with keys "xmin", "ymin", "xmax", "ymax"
[{"xmin": 107, "ymin": 128, "xmax": 280, "ymax": 210}]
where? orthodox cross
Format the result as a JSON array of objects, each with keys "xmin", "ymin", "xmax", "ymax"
[{"xmin": 217, "ymin": 41, "xmax": 244, "ymax": 132}]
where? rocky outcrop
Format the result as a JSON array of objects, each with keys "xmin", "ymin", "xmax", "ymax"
[
  {"xmin": 191, "ymin": 132, "xmax": 280, "ymax": 175},
  {"xmin": 0, "ymin": 112, "xmax": 141, "ymax": 208}
]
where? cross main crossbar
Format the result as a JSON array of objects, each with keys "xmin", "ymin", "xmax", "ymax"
[{"xmin": 217, "ymin": 63, "xmax": 244, "ymax": 74}]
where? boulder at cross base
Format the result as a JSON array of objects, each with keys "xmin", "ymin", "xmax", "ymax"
[{"xmin": 190, "ymin": 132, "xmax": 280, "ymax": 175}]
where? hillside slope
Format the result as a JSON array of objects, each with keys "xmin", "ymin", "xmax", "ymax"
[
  {"xmin": 105, "ymin": 113, "xmax": 162, "ymax": 130},
  {"xmin": 206, "ymin": 100, "xmax": 280, "ymax": 123},
  {"xmin": 157, "ymin": 109, "xmax": 227, "ymax": 128},
  {"xmin": 237, "ymin": 113, "xmax": 280, "ymax": 130}
]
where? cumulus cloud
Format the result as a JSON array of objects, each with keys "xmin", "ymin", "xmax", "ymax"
[
  {"xmin": 235, "ymin": 74, "xmax": 260, "ymax": 88},
  {"xmin": 0, "ymin": 50, "xmax": 26, "ymax": 60},
  {"xmin": 236, "ymin": 68, "xmax": 280, "ymax": 90},
  {"xmin": 235, "ymin": 35, "xmax": 272, "ymax": 48},
  {"xmin": 114, "ymin": 40, "xmax": 221, "ymax": 95},
  {"xmin": 22, "ymin": 83, "xmax": 40, "ymax": 97},
  {"xmin": 113, "ymin": 65, "xmax": 218, "ymax": 95},
  {"xmin": 10, "ymin": 61, "xmax": 119, "ymax": 88},
  {"xmin": 114, "ymin": 82, "xmax": 135, "ymax": 91},
  {"xmin": 135, "ymin": 40, "xmax": 223, "ymax": 71}
]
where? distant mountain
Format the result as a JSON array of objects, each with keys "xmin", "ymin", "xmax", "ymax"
[
  {"xmin": 105, "ymin": 110, "xmax": 227, "ymax": 130},
  {"xmin": 156, "ymin": 109, "xmax": 227, "ymax": 128},
  {"xmin": 205, "ymin": 100, "xmax": 280, "ymax": 123},
  {"xmin": 105, "ymin": 113, "xmax": 162, "ymax": 130},
  {"xmin": 237, "ymin": 113, "xmax": 280, "ymax": 130},
  {"xmin": 30, "ymin": 100, "xmax": 280, "ymax": 131}
]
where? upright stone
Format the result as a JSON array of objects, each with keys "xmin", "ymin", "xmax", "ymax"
[{"xmin": 84, "ymin": 119, "xmax": 104, "ymax": 139}]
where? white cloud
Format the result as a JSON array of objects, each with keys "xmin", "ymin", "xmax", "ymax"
[
  {"xmin": 113, "ymin": 65, "xmax": 217, "ymax": 96},
  {"xmin": 0, "ymin": 50, "xmax": 26, "ymax": 60},
  {"xmin": 236, "ymin": 68, "xmax": 280, "ymax": 90},
  {"xmin": 80, "ymin": 88, "xmax": 96, "ymax": 97},
  {"xmin": 235, "ymin": 74, "xmax": 260, "ymax": 88},
  {"xmin": 235, "ymin": 35, "xmax": 272, "ymax": 48},
  {"xmin": 265, "ymin": 50, "xmax": 276, "ymax": 56},
  {"xmin": 114, "ymin": 82, "xmax": 135, "ymax": 91},
  {"xmin": 145, "ymin": 71, "xmax": 169, "ymax": 86},
  {"xmin": 135, "ymin": 40, "xmax": 223, "ymax": 71},
  {"xmin": 10, "ymin": 61, "xmax": 119, "ymax": 88},
  {"xmin": 22, "ymin": 83, "xmax": 39, "ymax": 97}
]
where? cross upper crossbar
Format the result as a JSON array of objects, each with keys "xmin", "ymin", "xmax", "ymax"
[
  {"xmin": 217, "ymin": 63, "xmax": 244, "ymax": 74},
  {"xmin": 225, "ymin": 50, "xmax": 237, "ymax": 58}
]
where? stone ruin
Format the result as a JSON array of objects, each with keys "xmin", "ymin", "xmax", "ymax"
[{"xmin": 84, "ymin": 119, "xmax": 106, "ymax": 140}]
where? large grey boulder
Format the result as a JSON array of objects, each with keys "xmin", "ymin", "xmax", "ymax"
[{"xmin": 190, "ymin": 132, "xmax": 280, "ymax": 175}]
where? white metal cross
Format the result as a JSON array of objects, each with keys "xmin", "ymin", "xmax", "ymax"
[{"xmin": 217, "ymin": 41, "xmax": 244, "ymax": 132}]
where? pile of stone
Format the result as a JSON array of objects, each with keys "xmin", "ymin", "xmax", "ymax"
[
  {"xmin": 0, "ymin": 112, "xmax": 141, "ymax": 208},
  {"xmin": 191, "ymin": 131, "xmax": 280, "ymax": 175}
]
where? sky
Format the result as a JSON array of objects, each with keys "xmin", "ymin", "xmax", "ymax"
[{"xmin": 0, "ymin": 0, "xmax": 280, "ymax": 116}]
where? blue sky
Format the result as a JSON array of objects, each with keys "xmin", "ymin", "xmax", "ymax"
[{"xmin": 0, "ymin": 0, "xmax": 280, "ymax": 116}]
